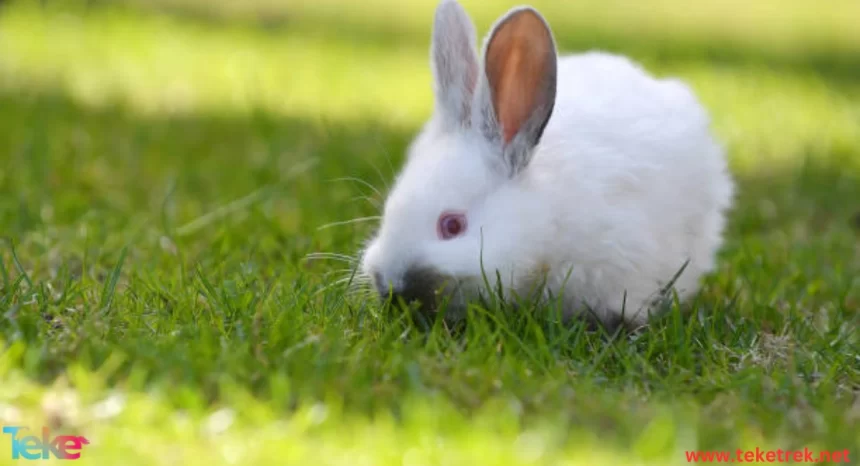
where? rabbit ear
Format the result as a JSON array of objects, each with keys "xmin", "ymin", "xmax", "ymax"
[
  {"xmin": 474, "ymin": 7, "xmax": 557, "ymax": 177},
  {"xmin": 431, "ymin": 0, "xmax": 480, "ymax": 129}
]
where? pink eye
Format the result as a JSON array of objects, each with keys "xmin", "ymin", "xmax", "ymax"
[{"xmin": 437, "ymin": 212, "xmax": 467, "ymax": 240}]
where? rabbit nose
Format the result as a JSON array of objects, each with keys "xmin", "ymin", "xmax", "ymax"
[
  {"xmin": 379, "ymin": 268, "xmax": 441, "ymax": 308},
  {"xmin": 373, "ymin": 272, "xmax": 404, "ymax": 299},
  {"xmin": 373, "ymin": 271, "xmax": 392, "ymax": 298},
  {"xmin": 375, "ymin": 276, "xmax": 415, "ymax": 302}
]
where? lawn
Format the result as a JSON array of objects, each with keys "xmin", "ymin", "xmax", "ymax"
[{"xmin": 0, "ymin": 0, "xmax": 858, "ymax": 464}]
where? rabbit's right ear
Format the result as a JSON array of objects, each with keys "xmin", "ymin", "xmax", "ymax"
[
  {"xmin": 473, "ymin": 7, "xmax": 557, "ymax": 177},
  {"xmin": 431, "ymin": 0, "xmax": 479, "ymax": 129}
]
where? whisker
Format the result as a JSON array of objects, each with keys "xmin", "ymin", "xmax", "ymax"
[
  {"xmin": 382, "ymin": 149, "xmax": 397, "ymax": 180},
  {"xmin": 322, "ymin": 270, "xmax": 364, "ymax": 281},
  {"xmin": 367, "ymin": 157, "xmax": 391, "ymax": 193},
  {"xmin": 371, "ymin": 135, "xmax": 398, "ymax": 183},
  {"xmin": 345, "ymin": 281, "xmax": 374, "ymax": 296},
  {"xmin": 313, "ymin": 278, "xmax": 349, "ymax": 296},
  {"xmin": 317, "ymin": 216, "xmax": 381, "ymax": 231},
  {"xmin": 346, "ymin": 291, "xmax": 374, "ymax": 301},
  {"xmin": 314, "ymin": 268, "xmax": 369, "ymax": 296},
  {"xmin": 329, "ymin": 177, "xmax": 384, "ymax": 199},
  {"xmin": 303, "ymin": 253, "xmax": 359, "ymax": 264},
  {"xmin": 305, "ymin": 252, "xmax": 357, "ymax": 261},
  {"xmin": 344, "ymin": 274, "xmax": 371, "ymax": 284},
  {"xmin": 350, "ymin": 195, "xmax": 382, "ymax": 211},
  {"xmin": 328, "ymin": 267, "xmax": 368, "ymax": 279}
]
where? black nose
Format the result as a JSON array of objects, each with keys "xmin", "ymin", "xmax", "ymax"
[
  {"xmin": 373, "ymin": 272, "xmax": 390, "ymax": 298},
  {"xmin": 374, "ymin": 268, "xmax": 440, "ymax": 307}
]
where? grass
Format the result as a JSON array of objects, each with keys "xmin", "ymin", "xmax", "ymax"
[{"xmin": 0, "ymin": 0, "xmax": 858, "ymax": 464}]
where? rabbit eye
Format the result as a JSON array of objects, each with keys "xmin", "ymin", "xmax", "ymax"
[{"xmin": 437, "ymin": 212, "xmax": 467, "ymax": 240}]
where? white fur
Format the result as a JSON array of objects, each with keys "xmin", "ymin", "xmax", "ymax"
[{"xmin": 360, "ymin": 0, "xmax": 734, "ymax": 327}]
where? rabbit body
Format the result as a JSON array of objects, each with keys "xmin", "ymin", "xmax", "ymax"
[
  {"xmin": 502, "ymin": 52, "xmax": 734, "ymax": 325},
  {"xmin": 360, "ymin": 1, "xmax": 734, "ymax": 328}
]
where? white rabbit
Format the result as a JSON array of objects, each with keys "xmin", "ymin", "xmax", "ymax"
[{"xmin": 359, "ymin": 0, "xmax": 734, "ymax": 329}]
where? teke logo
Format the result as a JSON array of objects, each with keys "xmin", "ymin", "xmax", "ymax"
[{"xmin": 2, "ymin": 426, "xmax": 89, "ymax": 460}]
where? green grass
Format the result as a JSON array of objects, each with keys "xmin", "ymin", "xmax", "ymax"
[{"xmin": 0, "ymin": 0, "xmax": 858, "ymax": 464}]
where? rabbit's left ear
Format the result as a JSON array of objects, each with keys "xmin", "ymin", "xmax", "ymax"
[
  {"xmin": 431, "ymin": 0, "xmax": 480, "ymax": 130},
  {"xmin": 474, "ymin": 7, "xmax": 557, "ymax": 177}
]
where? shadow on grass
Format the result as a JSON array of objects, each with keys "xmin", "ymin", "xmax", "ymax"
[{"xmin": 2, "ymin": 84, "xmax": 857, "ymax": 243}]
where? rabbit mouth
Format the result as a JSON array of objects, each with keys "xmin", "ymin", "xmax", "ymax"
[{"xmin": 374, "ymin": 267, "xmax": 466, "ymax": 316}]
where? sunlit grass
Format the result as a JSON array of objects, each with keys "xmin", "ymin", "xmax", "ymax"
[
  {"xmin": 0, "ymin": 366, "xmax": 684, "ymax": 466},
  {"xmin": 124, "ymin": 0, "xmax": 860, "ymax": 55},
  {"xmin": 0, "ymin": 4, "xmax": 430, "ymax": 126}
]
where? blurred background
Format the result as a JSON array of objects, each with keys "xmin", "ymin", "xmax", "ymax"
[
  {"xmin": 2, "ymin": 0, "xmax": 858, "ymax": 147},
  {"xmin": 1, "ymin": 0, "xmax": 858, "ymax": 245}
]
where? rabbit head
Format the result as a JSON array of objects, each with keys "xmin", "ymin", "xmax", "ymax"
[{"xmin": 360, "ymin": 0, "xmax": 559, "ymax": 315}]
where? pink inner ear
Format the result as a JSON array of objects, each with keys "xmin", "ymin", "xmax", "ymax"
[{"xmin": 484, "ymin": 10, "xmax": 554, "ymax": 144}]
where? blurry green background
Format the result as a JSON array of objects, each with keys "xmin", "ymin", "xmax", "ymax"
[{"xmin": 0, "ymin": 0, "xmax": 858, "ymax": 465}]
